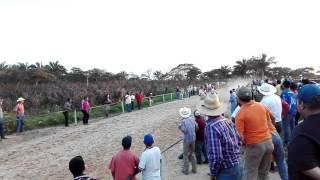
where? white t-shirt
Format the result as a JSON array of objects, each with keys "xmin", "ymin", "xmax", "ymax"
[
  {"xmin": 125, "ymin": 95, "xmax": 131, "ymax": 104},
  {"xmin": 130, "ymin": 95, "xmax": 135, "ymax": 101},
  {"xmin": 139, "ymin": 147, "xmax": 161, "ymax": 180},
  {"xmin": 231, "ymin": 106, "xmax": 241, "ymax": 119},
  {"xmin": 260, "ymin": 94, "xmax": 282, "ymax": 123}
]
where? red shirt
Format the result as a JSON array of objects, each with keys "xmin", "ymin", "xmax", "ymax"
[
  {"xmin": 109, "ymin": 150, "xmax": 139, "ymax": 180},
  {"xmin": 195, "ymin": 116, "xmax": 206, "ymax": 142}
]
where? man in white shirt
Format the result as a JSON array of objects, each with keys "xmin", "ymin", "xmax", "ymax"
[
  {"xmin": 139, "ymin": 134, "xmax": 162, "ymax": 180},
  {"xmin": 125, "ymin": 92, "xmax": 132, "ymax": 112},
  {"xmin": 258, "ymin": 83, "xmax": 283, "ymax": 133}
]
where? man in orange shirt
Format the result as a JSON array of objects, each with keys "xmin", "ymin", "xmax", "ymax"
[{"xmin": 235, "ymin": 86, "xmax": 274, "ymax": 180}]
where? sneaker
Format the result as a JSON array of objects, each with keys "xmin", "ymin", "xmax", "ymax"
[
  {"xmin": 178, "ymin": 154, "xmax": 183, "ymax": 160},
  {"xmin": 203, "ymin": 160, "xmax": 209, "ymax": 164},
  {"xmin": 182, "ymin": 170, "xmax": 188, "ymax": 175},
  {"xmin": 1, "ymin": 137, "xmax": 7, "ymax": 139}
]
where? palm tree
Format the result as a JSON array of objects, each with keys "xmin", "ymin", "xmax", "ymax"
[
  {"xmin": 44, "ymin": 61, "xmax": 67, "ymax": 78},
  {"xmin": 233, "ymin": 59, "xmax": 249, "ymax": 77},
  {"xmin": 249, "ymin": 54, "xmax": 276, "ymax": 79},
  {"xmin": 218, "ymin": 65, "xmax": 232, "ymax": 80},
  {"xmin": 0, "ymin": 62, "xmax": 9, "ymax": 70}
]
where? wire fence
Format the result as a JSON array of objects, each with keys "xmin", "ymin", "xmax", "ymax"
[{"xmin": 3, "ymin": 92, "xmax": 194, "ymax": 134}]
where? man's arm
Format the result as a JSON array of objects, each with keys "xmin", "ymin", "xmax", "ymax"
[{"xmin": 304, "ymin": 167, "xmax": 320, "ymax": 179}]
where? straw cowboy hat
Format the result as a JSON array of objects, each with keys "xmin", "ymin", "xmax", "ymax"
[
  {"xmin": 16, "ymin": 97, "xmax": 25, "ymax": 102},
  {"xmin": 179, "ymin": 107, "xmax": 192, "ymax": 118},
  {"xmin": 196, "ymin": 92, "xmax": 225, "ymax": 116},
  {"xmin": 257, "ymin": 83, "xmax": 277, "ymax": 96}
]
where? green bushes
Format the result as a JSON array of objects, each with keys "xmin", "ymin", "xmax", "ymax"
[{"xmin": 3, "ymin": 93, "xmax": 177, "ymax": 134}]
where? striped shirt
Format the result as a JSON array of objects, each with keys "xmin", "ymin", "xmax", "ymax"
[
  {"xmin": 179, "ymin": 117, "xmax": 198, "ymax": 143},
  {"xmin": 205, "ymin": 117, "xmax": 241, "ymax": 177}
]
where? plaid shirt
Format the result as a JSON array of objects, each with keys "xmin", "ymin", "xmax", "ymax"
[
  {"xmin": 205, "ymin": 117, "xmax": 241, "ymax": 177},
  {"xmin": 179, "ymin": 117, "xmax": 198, "ymax": 143}
]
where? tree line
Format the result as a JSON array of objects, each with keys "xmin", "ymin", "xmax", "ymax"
[{"xmin": 0, "ymin": 53, "xmax": 318, "ymax": 114}]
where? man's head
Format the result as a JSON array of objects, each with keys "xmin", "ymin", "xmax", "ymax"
[
  {"xmin": 277, "ymin": 80, "xmax": 282, "ymax": 85},
  {"xmin": 194, "ymin": 110, "xmax": 201, "ymax": 117},
  {"xmin": 297, "ymin": 84, "xmax": 320, "ymax": 118},
  {"xmin": 236, "ymin": 86, "xmax": 252, "ymax": 105},
  {"xmin": 69, "ymin": 156, "xmax": 85, "ymax": 177},
  {"xmin": 282, "ymin": 80, "xmax": 291, "ymax": 89},
  {"xmin": 143, "ymin": 134, "xmax": 154, "ymax": 147},
  {"xmin": 122, "ymin": 136, "xmax": 132, "ymax": 150}
]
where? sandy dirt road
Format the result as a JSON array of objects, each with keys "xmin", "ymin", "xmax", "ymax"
[{"xmin": 0, "ymin": 89, "xmax": 280, "ymax": 180}]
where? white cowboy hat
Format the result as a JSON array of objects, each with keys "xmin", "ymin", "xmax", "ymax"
[
  {"xmin": 16, "ymin": 97, "xmax": 25, "ymax": 102},
  {"xmin": 257, "ymin": 83, "xmax": 277, "ymax": 96},
  {"xmin": 179, "ymin": 107, "xmax": 191, "ymax": 118},
  {"xmin": 196, "ymin": 92, "xmax": 225, "ymax": 116}
]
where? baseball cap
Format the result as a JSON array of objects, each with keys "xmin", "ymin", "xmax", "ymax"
[
  {"xmin": 298, "ymin": 84, "xmax": 320, "ymax": 103},
  {"xmin": 144, "ymin": 134, "xmax": 154, "ymax": 145},
  {"xmin": 236, "ymin": 86, "xmax": 252, "ymax": 100}
]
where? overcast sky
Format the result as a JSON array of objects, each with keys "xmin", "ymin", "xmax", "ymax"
[{"xmin": 0, "ymin": 0, "xmax": 319, "ymax": 75}]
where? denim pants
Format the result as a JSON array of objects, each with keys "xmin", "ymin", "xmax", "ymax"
[
  {"xmin": 282, "ymin": 113, "xmax": 295, "ymax": 145},
  {"xmin": 272, "ymin": 132, "xmax": 288, "ymax": 180},
  {"xmin": 16, "ymin": 115, "xmax": 25, "ymax": 133},
  {"xmin": 195, "ymin": 141, "xmax": 208, "ymax": 163},
  {"xmin": 216, "ymin": 164, "xmax": 242, "ymax": 180},
  {"xmin": 0, "ymin": 119, "xmax": 5, "ymax": 138},
  {"xmin": 126, "ymin": 104, "xmax": 131, "ymax": 112}
]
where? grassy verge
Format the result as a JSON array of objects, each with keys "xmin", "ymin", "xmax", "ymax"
[{"xmin": 4, "ymin": 93, "xmax": 179, "ymax": 134}]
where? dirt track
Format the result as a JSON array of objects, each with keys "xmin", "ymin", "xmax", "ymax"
[{"xmin": 0, "ymin": 88, "xmax": 280, "ymax": 180}]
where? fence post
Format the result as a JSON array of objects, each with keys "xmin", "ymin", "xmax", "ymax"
[
  {"xmin": 170, "ymin": 93, "xmax": 173, "ymax": 101},
  {"xmin": 121, "ymin": 102, "xmax": 125, "ymax": 113},
  {"xmin": 74, "ymin": 109, "xmax": 77, "ymax": 125},
  {"xmin": 162, "ymin": 94, "xmax": 165, "ymax": 103}
]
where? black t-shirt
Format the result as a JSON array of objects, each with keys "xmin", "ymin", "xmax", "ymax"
[{"xmin": 288, "ymin": 113, "xmax": 320, "ymax": 180}]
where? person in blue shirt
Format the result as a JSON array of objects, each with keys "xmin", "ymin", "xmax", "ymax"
[{"xmin": 281, "ymin": 80, "xmax": 297, "ymax": 146}]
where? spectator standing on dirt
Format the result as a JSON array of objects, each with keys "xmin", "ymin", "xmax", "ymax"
[
  {"xmin": 130, "ymin": 93, "xmax": 135, "ymax": 111},
  {"xmin": 235, "ymin": 86, "xmax": 274, "ymax": 180},
  {"xmin": 139, "ymin": 134, "xmax": 162, "ymax": 180},
  {"xmin": 136, "ymin": 91, "xmax": 144, "ymax": 110},
  {"xmin": 0, "ymin": 98, "xmax": 7, "ymax": 140},
  {"xmin": 63, "ymin": 98, "xmax": 73, "ymax": 127},
  {"xmin": 69, "ymin": 156, "xmax": 97, "ymax": 180},
  {"xmin": 198, "ymin": 92, "xmax": 242, "ymax": 180},
  {"xmin": 81, "ymin": 97, "xmax": 90, "ymax": 125},
  {"xmin": 14, "ymin": 97, "xmax": 25, "ymax": 133},
  {"xmin": 281, "ymin": 80, "xmax": 297, "ymax": 146},
  {"xmin": 288, "ymin": 84, "xmax": 320, "ymax": 180},
  {"xmin": 194, "ymin": 110, "xmax": 208, "ymax": 165},
  {"xmin": 229, "ymin": 90, "xmax": 237, "ymax": 115},
  {"xmin": 109, "ymin": 136, "xmax": 139, "ymax": 180},
  {"xmin": 104, "ymin": 94, "xmax": 112, "ymax": 117},
  {"xmin": 179, "ymin": 107, "xmax": 198, "ymax": 175},
  {"xmin": 125, "ymin": 92, "xmax": 132, "ymax": 112}
]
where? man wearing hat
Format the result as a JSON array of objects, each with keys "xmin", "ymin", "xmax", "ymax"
[
  {"xmin": 235, "ymin": 86, "xmax": 274, "ymax": 180},
  {"xmin": 197, "ymin": 92, "xmax": 241, "ymax": 180},
  {"xmin": 109, "ymin": 136, "xmax": 139, "ymax": 180},
  {"xmin": 288, "ymin": 84, "xmax": 320, "ymax": 180},
  {"xmin": 14, "ymin": 97, "xmax": 25, "ymax": 133},
  {"xmin": 258, "ymin": 83, "xmax": 288, "ymax": 180},
  {"xmin": 139, "ymin": 134, "xmax": 161, "ymax": 180},
  {"xmin": 178, "ymin": 107, "xmax": 198, "ymax": 175}
]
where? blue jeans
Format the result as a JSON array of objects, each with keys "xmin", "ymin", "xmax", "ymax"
[
  {"xmin": 195, "ymin": 141, "xmax": 208, "ymax": 163},
  {"xmin": 0, "ymin": 119, "xmax": 5, "ymax": 138},
  {"xmin": 282, "ymin": 114, "xmax": 295, "ymax": 145},
  {"xmin": 272, "ymin": 132, "xmax": 288, "ymax": 180},
  {"xmin": 16, "ymin": 115, "xmax": 25, "ymax": 133},
  {"xmin": 216, "ymin": 164, "xmax": 242, "ymax": 180},
  {"xmin": 126, "ymin": 104, "xmax": 131, "ymax": 112}
]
